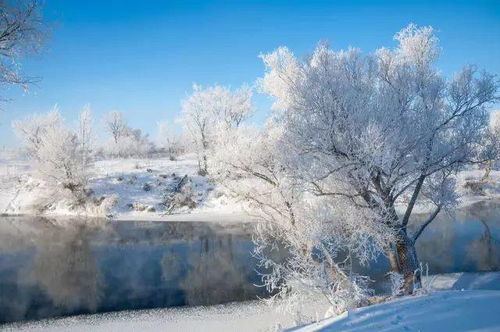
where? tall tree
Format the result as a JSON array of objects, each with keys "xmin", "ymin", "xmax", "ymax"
[
  {"xmin": 258, "ymin": 24, "xmax": 498, "ymax": 294},
  {"xmin": 214, "ymin": 24, "xmax": 499, "ymax": 310}
]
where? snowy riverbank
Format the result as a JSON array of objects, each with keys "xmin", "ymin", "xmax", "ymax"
[
  {"xmin": 0, "ymin": 152, "xmax": 250, "ymax": 222},
  {"xmin": 1, "ymin": 151, "xmax": 499, "ymax": 222},
  {"xmin": 1, "ymin": 272, "xmax": 499, "ymax": 332}
]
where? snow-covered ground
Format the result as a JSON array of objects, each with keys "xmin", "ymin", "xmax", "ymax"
[
  {"xmin": 1, "ymin": 150, "xmax": 499, "ymax": 222},
  {"xmin": 1, "ymin": 272, "xmax": 499, "ymax": 332},
  {"xmin": 293, "ymin": 271, "xmax": 500, "ymax": 331},
  {"xmin": 293, "ymin": 290, "xmax": 500, "ymax": 332},
  {"xmin": 0, "ymin": 151, "xmax": 249, "ymax": 222}
]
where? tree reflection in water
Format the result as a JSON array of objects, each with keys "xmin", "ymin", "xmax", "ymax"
[
  {"xmin": 466, "ymin": 201, "xmax": 500, "ymax": 271},
  {"xmin": 0, "ymin": 216, "xmax": 107, "ymax": 322},
  {"xmin": 414, "ymin": 200, "xmax": 499, "ymax": 273},
  {"xmin": 30, "ymin": 220, "xmax": 105, "ymax": 312},
  {"xmin": 0, "ymin": 202, "xmax": 497, "ymax": 323},
  {"xmin": 163, "ymin": 234, "xmax": 257, "ymax": 305}
]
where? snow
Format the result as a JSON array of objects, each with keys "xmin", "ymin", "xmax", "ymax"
[
  {"xmin": 292, "ymin": 290, "xmax": 500, "ymax": 332},
  {"xmin": 394, "ymin": 167, "xmax": 500, "ymax": 215},
  {"xmin": 2, "ymin": 149, "xmax": 498, "ymax": 223},
  {"xmin": 0, "ymin": 151, "xmax": 249, "ymax": 222},
  {"xmin": 292, "ymin": 272, "xmax": 500, "ymax": 331},
  {"xmin": 423, "ymin": 272, "xmax": 500, "ymax": 292},
  {"xmin": 0, "ymin": 299, "xmax": 328, "ymax": 332}
]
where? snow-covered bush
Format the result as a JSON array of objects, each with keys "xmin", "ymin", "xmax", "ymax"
[
  {"xmin": 181, "ymin": 84, "xmax": 253, "ymax": 175},
  {"xmin": 388, "ymin": 272, "xmax": 404, "ymax": 297},
  {"xmin": 12, "ymin": 107, "xmax": 93, "ymax": 205},
  {"xmin": 162, "ymin": 175, "xmax": 197, "ymax": 213}
]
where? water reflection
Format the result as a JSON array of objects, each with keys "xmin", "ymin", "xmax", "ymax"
[
  {"xmin": 0, "ymin": 200, "xmax": 498, "ymax": 324},
  {"xmin": 0, "ymin": 217, "xmax": 106, "ymax": 322},
  {"xmin": 413, "ymin": 200, "xmax": 500, "ymax": 274},
  {"xmin": 0, "ymin": 218, "xmax": 264, "ymax": 323},
  {"xmin": 30, "ymin": 223, "xmax": 103, "ymax": 312},
  {"xmin": 465, "ymin": 201, "xmax": 500, "ymax": 271},
  {"xmin": 179, "ymin": 235, "xmax": 257, "ymax": 305}
]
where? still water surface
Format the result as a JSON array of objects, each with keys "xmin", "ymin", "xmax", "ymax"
[{"xmin": 0, "ymin": 200, "xmax": 498, "ymax": 323}]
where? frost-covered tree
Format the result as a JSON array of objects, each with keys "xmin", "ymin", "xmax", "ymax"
[
  {"xmin": 0, "ymin": 0, "xmax": 47, "ymax": 97},
  {"xmin": 77, "ymin": 105, "xmax": 94, "ymax": 169},
  {"xmin": 256, "ymin": 24, "xmax": 498, "ymax": 294},
  {"xmin": 211, "ymin": 125, "xmax": 393, "ymax": 314},
  {"xmin": 13, "ymin": 107, "xmax": 92, "ymax": 204},
  {"xmin": 12, "ymin": 108, "xmax": 61, "ymax": 157},
  {"xmin": 213, "ymin": 24, "xmax": 498, "ymax": 312},
  {"xmin": 104, "ymin": 110, "xmax": 127, "ymax": 144},
  {"xmin": 482, "ymin": 110, "xmax": 500, "ymax": 180},
  {"xmin": 102, "ymin": 111, "xmax": 154, "ymax": 158},
  {"xmin": 181, "ymin": 84, "xmax": 253, "ymax": 175},
  {"xmin": 156, "ymin": 120, "xmax": 183, "ymax": 159}
]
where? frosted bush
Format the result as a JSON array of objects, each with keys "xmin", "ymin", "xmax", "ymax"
[{"xmin": 13, "ymin": 108, "xmax": 93, "ymax": 205}]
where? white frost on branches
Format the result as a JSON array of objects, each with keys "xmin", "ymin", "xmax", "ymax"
[
  {"xmin": 211, "ymin": 125, "xmax": 394, "ymax": 314},
  {"xmin": 102, "ymin": 110, "xmax": 154, "ymax": 158},
  {"xmin": 181, "ymin": 84, "xmax": 253, "ymax": 175},
  {"xmin": 13, "ymin": 107, "xmax": 93, "ymax": 204},
  {"xmin": 212, "ymin": 23, "xmax": 498, "ymax": 314}
]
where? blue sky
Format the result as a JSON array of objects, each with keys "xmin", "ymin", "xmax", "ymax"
[{"xmin": 1, "ymin": 0, "xmax": 499, "ymax": 147}]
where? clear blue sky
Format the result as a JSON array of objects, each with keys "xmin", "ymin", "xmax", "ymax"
[{"xmin": 1, "ymin": 0, "xmax": 499, "ymax": 147}]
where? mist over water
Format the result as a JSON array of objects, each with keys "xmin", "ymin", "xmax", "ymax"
[{"xmin": 0, "ymin": 200, "xmax": 498, "ymax": 324}]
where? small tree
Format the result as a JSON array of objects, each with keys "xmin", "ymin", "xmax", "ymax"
[
  {"xmin": 102, "ymin": 111, "xmax": 154, "ymax": 158},
  {"xmin": 104, "ymin": 110, "xmax": 127, "ymax": 144},
  {"xmin": 181, "ymin": 84, "xmax": 253, "ymax": 175},
  {"xmin": 12, "ymin": 108, "xmax": 62, "ymax": 157},
  {"xmin": 157, "ymin": 120, "xmax": 183, "ymax": 159},
  {"xmin": 77, "ymin": 105, "xmax": 94, "ymax": 169},
  {"xmin": 13, "ymin": 107, "xmax": 92, "ymax": 204}
]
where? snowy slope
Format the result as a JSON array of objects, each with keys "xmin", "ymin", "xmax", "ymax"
[
  {"xmin": 292, "ymin": 290, "xmax": 500, "ymax": 332},
  {"xmin": 0, "ymin": 152, "xmax": 249, "ymax": 221}
]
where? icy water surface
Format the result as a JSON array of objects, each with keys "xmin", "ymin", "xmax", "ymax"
[{"xmin": 0, "ymin": 200, "xmax": 498, "ymax": 323}]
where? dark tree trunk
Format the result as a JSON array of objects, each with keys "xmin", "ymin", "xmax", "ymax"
[{"xmin": 394, "ymin": 230, "xmax": 421, "ymax": 295}]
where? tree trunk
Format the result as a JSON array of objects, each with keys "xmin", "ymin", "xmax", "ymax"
[
  {"xmin": 394, "ymin": 230, "xmax": 421, "ymax": 295},
  {"xmin": 199, "ymin": 137, "xmax": 209, "ymax": 176},
  {"xmin": 481, "ymin": 160, "xmax": 492, "ymax": 182},
  {"xmin": 386, "ymin": 245, "xmax": 399, "ymax": 272}
]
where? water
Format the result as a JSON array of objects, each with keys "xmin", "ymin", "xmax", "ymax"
[
  {"xmin": 0, "ymin": 200, "xmax": 498, "ymax": 324},
  {"xmin": 366, "ymin": 200, "xmax": 500, "ymax": 292}
]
